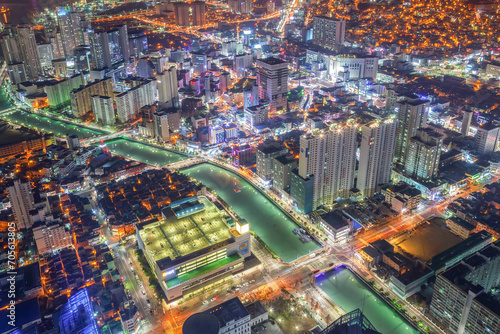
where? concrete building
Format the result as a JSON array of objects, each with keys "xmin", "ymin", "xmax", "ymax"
[
  {"xmin": 234, "ymin": 53, "xmax": 253, "ymax": 77},
  {"xmin": 7, "ymin": 62, "xmax": 28, "ymax": 84},
  {"xmin": 256, "ymin": 57, "xmax": 289, "ymax": 113},
  {"xmin": 119, "ymin": 306, "xmax": 140, "ymax": 334},
  {"xmin": 57, "ymin": 6, "xmax": 83, "ymax": 57},
  {"xmin": 116, "ymin": 79, "xmax": 157, "ymax": 123},
  {"xmin": 290, "ymin": 170, "xmax": 314, "ymax": 213},
  {"xmin": 136, "ymin": 196, "xmax": 251, "ymax": 301},
  {"xmin": 89, "ymin": 25, "xmax": 130, "ymax": 70},
  {"xmin": 244, "ymin": 103, "xmax": 269, "ymax": 129},
  {"xmin": 92, "ymin": 96, "xmax": 115, "ymax": 125},
  {"xmin": 405, "ymin": 127, "xmax": 444, "ymax": 180},
  {"xmin": 474, "ymin": 123, "xmax": 499, "ymax": 155},
  {"xmin": 43, "ymin": 74, "xmax": 84, "ymax": 110},
  {"xmin": 430, "ymin": 240, "xmax": 500, "ymax": 334},
  {"xmin": 312, "ymin": 16, "xmax": 345, "ymax": 49},
  {"xmin": 319, "ymin": 210, "xmax": 352, "ymax": 243},
  {"xmin": 192, "ymin": 1, "xmax": 206, "ymax": 26},
  {"xmin": 7, "ymin": 179, "xmax": 34, "ymax": 229},
  {"xmin": 394, "ymin": 94, "xmax": 429, "ymax": 163},
  {"xmin": 256, "ymin": 142, "xmax": 288, "ymax": 181},
  {"xmin": 446, "ymin": 217, "xmax": 476, "ymax": 239},
  {"xmin": 70, "ymin": 77, "xmax": 114, "ymax": 118},
  {"xmin": 153, "ymin": 111, "xmax": 170, "ymax": 142},
  {"xmin": 174, "ymin": 2, "xmax": 190, "ymax": 27},
  {"xmin": 357, "ymin": 118, "xmax": 398, "ymax": 197},
  {"xmin": 381, "ymin": 182, "xmax": 421, "ymax": 213},
  {"xmin": 66, "ymin": 134, "xmax": 79, "ymax": 150},
  {"xmin": 1, "ymin": 26, "xmax": 42, "ymax": 80},
  {"xmin": 157, "ymin": 66, "xmax": 179, "ymax": 108},
  {"xmin": 273, "ymin": 154, "xmax": 298, "ymax": 193},
  {"xmin": 461, "ymin": 110, "xmax": 473, "ymax": 136},
  {"xmin": 298, "ymin": 122, "xmax": 358, "ymax": 210},
  {"xmin": 329, "ymin": 54, "xmax": 378, "ymax": 81},
  {"xmin": 33, "ymin": 222, "xmax": 72, "ymax": 255}
]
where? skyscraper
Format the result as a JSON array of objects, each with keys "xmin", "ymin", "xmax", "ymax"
[
  {"xmin": 298, "ymin": 121, "xmax": 358, "ymax": 209},
  {"xmin": 174, "ymin": 2, "xmax": 190, "ymax": 26},
  {"xmin": 312, "ymin": 16, "xmax": 346, "ymax": 49},
  {"xmin": 357, "ymin": 118, "xmax": 398, "ymax": 198},
  {"xmin": 405, "ymin": 128, "xmax": 444, "ymax": 180},
  {"xmin": 1, "ymin": 26, "xmax": 42, "ymax": 81},
  {"xmin": 192, "ymin": 1, "xmax": 206, "ymax": 26},
  {"xmin": 394, "ymin": 94, "xmax": 429, "ymax": 163},
  {"xmin": 57, "ymin": 6, "xmax": 83, "ymax": 57},
  {"xmin": 256, "ymin": 57, "xmax": 289, "ymax": 113},
  {"xmin": 7, "ymin": 178, "xmax": 35, "ymax": 229},
  {"xmin": 92, "ymin": 96, "xmax": 115, "ymax": 125},
  {"xmin": 90, "ymin": 26, "xmax": 130, "ymax": 70},
  {"xmin": 157, "ymin": 66, "xmax": 179, "ymax": 108}
]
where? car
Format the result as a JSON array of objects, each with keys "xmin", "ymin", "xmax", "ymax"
[
  {"xmin": 147, "ymin": 299, "xmax": 150, "ymax": 304},
  {"xmin": 203, "ymin": 300, "xmax": 209, "ymax": 305},
  {"xmin": 249, "ymin": 280, "xmax": 255, "ymax": 284},
  {"xmin": 142, "ymin": 290, "xmax": 146, "ymax": 295},
  {"xmin": 210, "ymin": 297, "xmax": 216, "ymax": 302}
]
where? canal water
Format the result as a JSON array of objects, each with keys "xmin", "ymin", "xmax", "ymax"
[
  {"xmin": 181, "ymin": 163, "xmax": 321, "ymax": 263},
  {"xmin": 1, "ymin": 109, "xmax": 106, "ymax": 138},
  {"xmin": 104, "ymin": 138, "xmax": 187, "ymax": 166},
  {"xmin": 316, "ymin": 266, "xmax": 419, "ymax": 334}
]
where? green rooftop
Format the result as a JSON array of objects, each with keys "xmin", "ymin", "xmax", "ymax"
[{"xmin": 166, "ymin": 253, "xmax": 241, "ymax": 288}]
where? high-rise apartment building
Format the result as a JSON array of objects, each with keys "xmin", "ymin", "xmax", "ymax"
[
  {"xmin": 357, "ymin": 118, "xmax": 398, "ymax": 198},
  {"xmin": 70, "ymin": 78, "xmax": 114, "ymax": 118},
  {"xmin": 298, "ymin": 122, "xmax": 358, "ymax": 210},
  {"xmin": 90, "ymin": 25, "xmax": 130, "ymax": 70},
  {"xmin": 256, "ymin": 57, "xmax": 289, "ymax": 113},
  {"xmin": 312, "ymin": 16, "xmax": 345, "ymax": 49},
  {"xmin": 57, "ymin": 6, "xmax": 83, "ymax": 57},
  {"xmin": 474, "ymin": 124, "xmax": 500, "ymax": 155},
  {"xmin": 157, "ymin": 67, "xmax": 179, "ymax": 108},
  {"xmin": 256, "ymin": 142, "xmax": 288, "ymax": 181},
  {"xmin": 92, "ymin": 96, "xmax": 115, "ymax": 125},
  {"xmin": 116, "ymin": 79, "xmax": 157, "ymax": 123},
  {"xmin": 273, "ymin": 154, "xmax": 298, "ymax": 193},
  {"xmin": 229, "ymin": 0, "xmax": 252, "ymax": 14},
  {"xmin": 394, "ymin": 94, "xmax": 429, "ymax": 163},
  {"xmin": 174, "ymin": 2, "xmax": 190, "ymax": 26},
  {"xmin": 405, "ymin": 128, "xmax": 444, "ymax": 180},
  {"xmin": 7, "ymin": 178, "xmax": 35, "ymax": 229},
  {"xmin": 430, "ymin": 240, "xmax": 500, "ymax": 334},
  {"xmin": 1, "ymin": 26, "xmax": 42, "ymax": 80},
  {"xmin": 192, "ymin": 1, "xmax": 206, "ymax": 26}
]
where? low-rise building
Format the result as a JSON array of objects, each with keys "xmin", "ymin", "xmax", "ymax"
[
  {"xmin": 319, "ymin": 210, "xmax": 352, "ymax": 243},
  {"xmin": 446, "ymin": 217, "xmax": 476, "ymax": 239}
]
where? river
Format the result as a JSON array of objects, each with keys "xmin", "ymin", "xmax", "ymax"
[{"xmin": 316, "ymin": 266, "xmax": 419, "ymax": 334}]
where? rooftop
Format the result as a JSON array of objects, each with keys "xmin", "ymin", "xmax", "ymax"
[
  {"xmin": 138, "ymin": 196, "xmax": 234, "ymax": 268},
  {"xmin": 206, "ymin": 297, "xmax": 249, "ymax": 328}
]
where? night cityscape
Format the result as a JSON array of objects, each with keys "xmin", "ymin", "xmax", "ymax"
[{"xmin": 0, "ymin": 0, "xmax": 500, "ymax": 333}]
